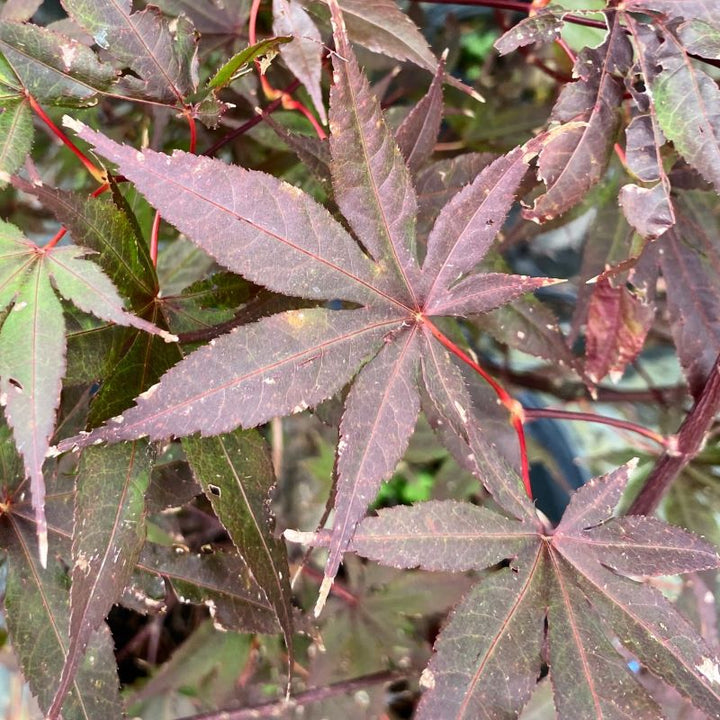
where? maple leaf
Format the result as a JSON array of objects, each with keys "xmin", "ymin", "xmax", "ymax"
[
  {"xmin": 0, "ymin": 219, "xmax": 174, "ymax": 567},
  {"xmin": 298, "ymin": 458, "xmax": 720, "ymax": 719},
  {"xmin": 524, "ymin": 10, "xmax": 632, "ymax": 222},
  {"xmin": 57, "ymin": 0, "xmax": 559, "ymax": 613},
  {"xmin": 627, "ymin": 14, "xmax": 720, "ymax": 196},
  {"xmin": 61, "ymin": 0, "xmax": 198, "ymax": 104},
  {"xmin": 273, "ymin": 0, "xmax": 327, "ymax": 125}
]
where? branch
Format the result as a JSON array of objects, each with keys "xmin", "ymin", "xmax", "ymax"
[
  {"xmin": 177, "ymin": 670, "xmax": 401, "ymax": 720},
  {"xmin": 523, "ymin": 407, "xmax": 668, "ymax": 448},
  {"xmin": 628, "ymin": 353, "xmax": 720, "ymax": 516},
  {"xmin": 202, "ymin": 78, "xmax": 302, "ymax": 157}
]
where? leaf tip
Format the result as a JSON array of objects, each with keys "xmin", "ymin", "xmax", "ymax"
[
  {"xmin": 283, "ymin": 528, "xmax": 317, "ymax": 544},
  {"xmin": 160, "ymin": 330, "xmax": 179, "ymax": 343},
  {"xmin": 314, "ymin": 575, "xmax": 333, "ymax": 617},
  {"xmin": 62, "ymin": 115, "xmax": 85, "ymax": 135},
  {"xmin": 38, "ymin": 527, "xmax": 48, "ymax": 569}
]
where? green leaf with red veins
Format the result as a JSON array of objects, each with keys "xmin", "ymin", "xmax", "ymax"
[
  {"xmin": 328, "ymin": 0, "xmax": 420, "ymax": 305},
  {"xmin": 584, "ymin": 277, "xmax": 655, "ymax": 384},
  {"xmin": 421, "ymin": 146, "xmax": 536, "ymax": 306},
  {"xmin": 0, "ymin": 220, "xmax": 170, "ymax": 565},
  {"xmin": 546, "ymin": 554, "xmax": 662, "ymax": 719},
  {"xmin": 0, "ymin": 514, "xmax": 123, "ymax": 720},
  {"xmin": 632, "ymin": 18, "xmax": 720, "ymax": 193},
  {"xmin": 45, "ymin": 247, "xmax": 175, "ymax": 341},
  {"xmin": 61, "ymin": 0, "xmax": 197, "ymax": 104},
  {"xmin": 12, "ymin": 180, "xmax": 158, "ymax": 308},
  {"xmin": 66, "ymin": 125, "xmax": 393, "ymax": 306},
  {"xmin": 677, "ymin": 19, "xmax": 720, "ymax": 58},
  {"xmin": 0, "ymin": 98, "xmax": 32, "ymax": 182},
  {"xmin": 318, "ymin": 327, "xmax": 421, "ymax": 612},
  {"xmin": 273, "ymin": 0, "xmax": 326, "ymax": 125},
  {"xmin": 0, "ymin": 21, "xmax": 116, "ymax": 103},
  {"xmin": 47, "ymin": 441, "xmax": 154, "ymax": 720},
  {"xmin": 395, "ymin": 56, "xmax": 445, "ymax": 176},
  {"xmin": 524, "ymin": 13, "xmax": 632, "ymax": 222},
  {"xmin": 182, "ymin": 429, "xmax": 294, "ymax": 667},
  {"xmin": 0, "ymin": 260, "xmax": 64, "ymax": 568},
  {"xmin": 417, "ymin": 544, "xmax": 547, "ymax": 720}
]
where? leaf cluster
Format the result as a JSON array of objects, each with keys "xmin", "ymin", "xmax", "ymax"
[{"xmin": 0, "ymin": 1, "xmax": 719, "ymax": 719}]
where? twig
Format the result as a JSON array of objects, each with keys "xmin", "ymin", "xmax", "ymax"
[
  {"xmin": 177, "ymin": 670, "xmax": 401, "ymax": 720},
  {"xmin": 523, "ymin": 407, "xmax": 668, "ymax": 448},
  {"xmin": 628, "ymin": 353, "xmax": 720, "ymax": 516},
  {"xmin": 202, "ymin": 78, "xmax": 302, "ymax": 157}
]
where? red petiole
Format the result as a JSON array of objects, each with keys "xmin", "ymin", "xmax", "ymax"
[{"xmin": 423, "ymin": 318, "xmax": 533, "ymax": 500}]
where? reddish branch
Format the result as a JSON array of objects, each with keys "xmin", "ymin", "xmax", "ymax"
[
  {"xmin": 523, "ymin": 407, "xmax": 668, "ymax": 448},
  {"xmin": 203, "ymin": 78, "xmax": 303, "ymax": 157},
  {"xmin": 177, "ymin": 670, "xmax": 401, "ymax": 720},
  {"xmin": 628, "ymin": 353, "xmax": 720, "ymax": 516},
  {"xmin": 26, "ymin": 92, "xmax": 105, "ymax": 183},
  {"xmin": 249, "ymin": 0, "xmax": 326, "ymax": 139}
]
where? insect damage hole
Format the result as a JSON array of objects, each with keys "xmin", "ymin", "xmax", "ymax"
[{"xmin": 208, "ymin": 484, "xmax": 221, "ymax": 497}]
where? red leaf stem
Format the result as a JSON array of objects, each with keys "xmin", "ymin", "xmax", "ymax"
[
  {"xmin": 26, "ymin": 93, "xmax": 105, "ymax": 183},
  {"xmin": 523, "ymin": 407, "xmax": 668, "ymax": 447},
  {"xmin": 149, "ymin": 110, "xmax": 198, "ymax": 266},
  {"xmin": 423, "ymin": 318, "xmax": 532, "ymax": 498},
  {"xmin": 249, "ymin": 0, "xmax": 326, "ymax": 139},
  {"xmin": 149, "ymin": 210, "xmax": 161, "ymax": 267},
  {"xmin": 202, "ymin": 78, "xmax": 302, "ymax": 157}
]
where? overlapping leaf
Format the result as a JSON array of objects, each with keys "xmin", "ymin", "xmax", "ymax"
[
  {"xmin": 182, "ymin": 429, "xmax": 295, "ymax": 665},
  {"xmin": 0, "ymin": 459, "xmax": 124, "ymax": 720},
  {"xmin": 633, "ymin": 17, "xmax": 720, "ymax": 195},
  {"xmin": 273, "ymin": 0, "xmax": 326, "ymax": 124},
  {"xmin": 47, "ymin": 441, "xmax": 154, "ymax": 720},
  {"xmin": 657, "ymin": 191, "xmax": 720, "ymax": 399},
  {"xmin": 0, "ymin": 219, "xmax": 173, "ymax": 567},
  {"xmin": 323, "ymin": 459, "xmax": 720, "ymax": 719},
  {"xmin": 0, "ymin": 21, "xmax": 117, "ymax": 103},
  {"xmin": 584, "ymin": 277, "xmax": 655, "ymax": 383},
  {"xmin": 61, "ymin": 0, "xmax": 198, "ymax": 104},
  {"xmin": 525, "ymin": 12, "xmax": 632, "ymax": 222},
  {"xmin": 59, "ymin": 0, "xmax": 556, "ymax": 609},
  {"xmin": 623, "ymin": 0, "xmax": 720, "ymax": 26}
]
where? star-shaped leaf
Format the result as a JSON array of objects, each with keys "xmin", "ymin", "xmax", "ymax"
[
  {"xmin": 58, "ymin": 0, "xmax": 559, "ymax": 611},
  {"xmin": 303, "ymin": 460, "xmax": 720, "ymax": 719}
]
